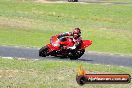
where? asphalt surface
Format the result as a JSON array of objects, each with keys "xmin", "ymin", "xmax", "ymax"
[
  {"xmin": 83, "ymin": 1, "xmax": 132, "ymax": 4},
  {"xmin": 48, "ymin": 0, "xmax": 132, "ymax": 4},
  {"xmin": 0, "ymin": 46, "xmax": 132, "ymax": 67}
]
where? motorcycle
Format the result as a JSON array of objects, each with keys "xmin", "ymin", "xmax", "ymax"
[{"xmin": 39, "ymin": 35, "xmax": 92, "ymax": 60}]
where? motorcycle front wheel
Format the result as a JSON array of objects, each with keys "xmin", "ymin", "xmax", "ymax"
[{"xmin": 39, "ymin": 46, "xmax": 48, "ymax": 57}]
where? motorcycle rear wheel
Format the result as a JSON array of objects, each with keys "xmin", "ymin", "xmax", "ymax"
[
  {"xmin": 77, "ymin": 49, "xmax": 85, "ymax": 58},
  {"xmin": 69, "ymin": 49, "xmax": 85, "ymax": 60}
]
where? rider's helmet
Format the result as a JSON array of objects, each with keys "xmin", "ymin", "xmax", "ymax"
[{"xmin": 73, "ymin": 28, "xmax": 81, "ymax": 39}]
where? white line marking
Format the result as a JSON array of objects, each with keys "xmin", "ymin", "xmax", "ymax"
[
  {"xmin": 2, "ymin": 57, "xmax": 13, "ymax": 59},
  {"xmin": 34, "ymin": 59, "xmax": 39, "ymax": 61},
  {"xmin": 119, "ymin": 66, "xmax": 125, "ymax": 68},
  {"xmin": 0, "ymin": 56, "xmax": 40, "ymax": 61},
  {"xmin": 17, "ymin": 58, "xmax": 26, "ymax": 60}
]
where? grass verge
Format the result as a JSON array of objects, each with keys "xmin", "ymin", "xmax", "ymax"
[{"xmin": 0, "ymin": 58, "xmax": 132, "ymax": 88}]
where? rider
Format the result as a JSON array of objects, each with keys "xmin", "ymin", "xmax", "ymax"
[{"xmin": 57, "ymin": 28, "xmax": 82, "ymax": 49}]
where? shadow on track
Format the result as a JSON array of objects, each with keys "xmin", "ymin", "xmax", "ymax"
[{"xmin": 39, "ymin": 56, "xmax": 93, "ymax": 62}]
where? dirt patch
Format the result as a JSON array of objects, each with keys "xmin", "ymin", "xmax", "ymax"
[
  {"xmin": 35, "ymin": 0, "xmax": 49, "ymax": 3},
  {"xmin": 35, "ymin": 0, "xmax": 67, "ymax": 3}
]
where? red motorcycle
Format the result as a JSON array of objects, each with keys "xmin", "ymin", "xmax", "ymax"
[{"xmin": 39, "ymin": 35, "xmax": 92, "ymax": 60}]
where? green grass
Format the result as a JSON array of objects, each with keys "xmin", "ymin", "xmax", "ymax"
[
  {"xmin": 0, "ymin": 57, "xmax": 131, "ymax": 88},
  {"xmin": 0, "ymin": 0, "xmax": 132, "ymax": 55}
]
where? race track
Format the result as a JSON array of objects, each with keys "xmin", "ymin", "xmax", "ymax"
[
  {"xmin": 0, "ymin": 46, "xmax": 132, "ymax": 67},
  {"xmin": 48, "ymin": 0, "xmax": 132, "ymax": 4}
]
